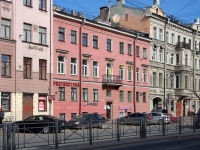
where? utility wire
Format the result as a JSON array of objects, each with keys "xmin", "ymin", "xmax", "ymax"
[{"xmin": 174, "ymin": 0, "xmax": 197, "ymax": 15}]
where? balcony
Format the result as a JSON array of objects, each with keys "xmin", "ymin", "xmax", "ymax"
[
  {"xmin": 102, "ymin": 74, "xmax": 123, "ymax": 90},
  {"xmin": 174, "ymin": 65, "xmax": 191, "ymax": 73},
  {"xmin": 176, "ymin": 42, "xmax": 191, "ymax": 50}
]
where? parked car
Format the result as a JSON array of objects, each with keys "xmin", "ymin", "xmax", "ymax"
[
  {"xmin": 195, "ymin": 108, "xmax": 200, "ymax": 128},
  {"xmin": 67, "ymin": 113, "xmax": 106, "ymax": 129},
  {"xmin": 168, "ymin": 114, "xmax": 178, "ymax": 122},
  {"xmin": 14, "ymin": 115, "xmax": 67, "ymax": 134},
  {"xmin": 119, "ymin": 113, "xmax": 152, "ymax": 125},
  {"xmin": 149, "ymin": 112, "xmax": 171, "ymax": 124}
]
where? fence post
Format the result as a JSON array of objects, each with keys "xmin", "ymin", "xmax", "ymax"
[
  {"xmin": 89, "ymin": 119, "xmax": 92, "ymax": 145},
  {"xmin": 162, "ymin": 117, "xmax": 165, "ymax": 136},
  {"xmin": 3, "ymin": 123, "xmax": 6, "ymax": 150},
  {"xmin": 193, "ymin": 115, "xmax": 196, "ymax": 132},
  {"xmin": 12, "ymin": 123, "xmax": 16, "ymax": 150},
  {"xmin": 55, "ymin": 121, "xmax": 58, "ymax": 149},
  {"xmin": 143, "ymin": 117, "xmax": 146, "ymax": 138},
  {"xmin": 7, "ymin": 123, "xmax": 11, "ymax": 150},
  {"xmin": 140, "ymin": 117, "xmax": 143, "ymax": 138},
  {"xmin": 179, "ymin": 116, "xmax": 182, "ymax": 134},
  {"xmin": 117, "ymin": 119, "xmax": 120, "ymax": 141}
]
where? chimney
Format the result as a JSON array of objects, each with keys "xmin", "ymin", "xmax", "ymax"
[
  {"xmin": 117, "ymin": 0, "xmax": 125, "ymax": 5},
  {"xmin": 153, "ymin": 0, "xmax": 160, "ymax": 7},
  {"xmin": 194, "ymin": 18, "xmax": 200, "ymax": 24},
  {"xmin": 99, "ymin": 6, "xmax": 108, "ymax": 20}
]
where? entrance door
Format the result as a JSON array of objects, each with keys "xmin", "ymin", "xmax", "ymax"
[
  {"xmin": 106, "ymin": 102, "xmax": 112, "ymax": 119},
  {"xmin": 183, "ymin": 101, "xmax": 186, "ymax": 116},
  {"xmin": 176, "ymin": 102, "xmax": 182, "ymax": 117},
  {"xmin": 23, "ymin": 94, "xmax": 33, "ymax": 120}
]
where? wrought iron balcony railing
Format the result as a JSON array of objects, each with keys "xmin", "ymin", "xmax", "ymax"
[
  {"xmin": 176, "ymin": 42, "xmax": 191, "ymax": 49},
  {"xmin": 102, "ymin": 74, "xmax": 123, "ymax": 85}
]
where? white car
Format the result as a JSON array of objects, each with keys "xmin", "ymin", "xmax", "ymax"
[{"xmin": 149, "ymin": 112, "xmax": 171, "ymax": 124}]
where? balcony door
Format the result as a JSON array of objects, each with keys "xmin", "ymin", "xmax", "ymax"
[{"xmin": 106, "ymin": 63, "xmax": 112, "ymax": 82}]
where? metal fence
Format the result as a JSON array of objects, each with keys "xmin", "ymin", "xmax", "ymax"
[{"xmin": 1, "ymin": 116, "xmax": 200, "ymax": 150}]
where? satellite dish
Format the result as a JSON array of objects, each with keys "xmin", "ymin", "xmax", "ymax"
[{"xmin": 113, "ymin": 14, "xmax": 121, "ymax": 23}]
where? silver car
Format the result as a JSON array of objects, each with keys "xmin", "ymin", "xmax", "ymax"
[{"xmin": 149, "ymin": 112, "xmax": 171, "ymax": 124}]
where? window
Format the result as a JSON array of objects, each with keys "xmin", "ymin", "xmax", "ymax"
[
  {"xmin": 171, "ymin": 75, "xmax": 174, "ymax": 88},
  {"xmin": 23, "ymin": 57, "xmax": 31, "ymax": 78},
  {"xmin": 143, "ymin": 92, "xmax": 146, "ymax": 102},
  {"xmin": 185, "ymin": 76, "xmax": 188, "ymax": 89},
  {"xmin": 58, "ymin": 56, "xmax": 65, "ymax": 74},
  {"xmin": 24, "ymin": 0, "xmax": 31, "ymax": 6},
  {"xmin": 107, "ymin": 39, "xmax": 111, "ymax": 51},
  {"xmin": 93, "ymin": 89, "xmax": 98, "ymax": 101},
  {"xmin": 82, "ymin": 88, "xmax": 88, "ymax": 101},
  {"xmin": 189, "ymin": 39, "xmax": 191, "ymax": 49},
  {"xmin": 159, "ymin": 73, "xmax": 162, "ymax": 87},
  {"xmin": 171, "ymin": 54, "xmax": 174, "ymax": 65},
  {"xmin": 23, "ymin": 23, "xmax": 31, "ymax": 42},
  {"xmin": 158, "ymin": 50, "xmax": 162, "ymax": 62},
  {"xmin": 136, "ymin": 68, "xmax": 139, "ymax": 82},
  {"xmin": 166, "ymin": 32, "xmax": 169, "ymax": 43},
  {"xmin": 136, "ymin": 46, "xmax": 140, "ymax": 57},
  {"xmin": 142, "ymin": 69, "xmax": 147, "ymax": 83},
  {"xmin": 58, "ymin": 27, "xmax": 65, "ymax": 41},
  {"xmin": 106, "ymin": 90, "xmax": 111, "ymax": 97},
  {"xmin": 71, "ymin": 88, "xmax": 77, "ymax": 100},
  {"xmin": 60, "ymin": 113, "xmax": 66, "ymax": 120},
  {"xmin": 128, "ymin": 91, "xmax": 132, "ymax": 102},
  {"xmin": 1, "ymin": 55, "xmax": 11, "ymax": 76},
  {"xmin": 71, "ymin": 113, "xmax": 77, "ymax": 119},
  {"xmin": 71, "ymin": 58, "xmax": 77, "ymax": 75},
  {"xmin": 93, "ymin": 35, "xmax": 98, "ymax": 48},
  {"xmin": 119, "ymin": 91, "xmax": 124, "ymax": 102},
  {"xmin": 159, "ymin": 29, "xmax": 163, "ymax": 41},
  {"xmin": 166, "ymin": 74, "xmax": 168, "ymax": 87},
  {"xmin": 176, "ymin": 75, "xmax": 179, "ymax": 88},
  {"xmin": 1, "ymin": 19, "xmax": 10, "ymax": 38},
  {"xmin": 125, "ymin": 14, "xmax": 128, "ymax": 21},
  {"xmin": 39, "ymin": 27, "xmax": 46, "ymax": 45},
  {"xmin": 58, "ymin": 87, "xmax": 65, "ymax": 100},
  {"xmin": 38, "ymin": 96, "xmax": 47, "ymax": 111},
  {"xmin": 127, "ymin": 66, "xmax": 132, "ymax": 81},
  {"xmin": 166, "ymin": 52, "xmax": 168, "ymax": 64},
  {"xmin": 128, "ymin": 44, "xmax": 132, "ymax": 55},
  {"xmin": 153, "ymin": 27, "xmax": 157, "ymax": 39},
  {"xmin": 153, "ymin": 72, "xmax": 156, "ymax": 86},
  {"xmin": 171, "ymin": 33, "xmax": 175, "ymax": 45},
  {"xmin": 119, "ymin": 112, "xmax": 124, "ymax": 117},
  {"xmin": 82, "ymin": 60, "xmax": 88, "ymax": 76},
  {"xmin": 39, "ymin": 59, "xmax": 46, "ymax": 79},
  {"xmin": 143, "ymin": 48, "xmax": 147, "ymax": 58},
  {"xmin": 82, "ymin": 33, "xmax": 88, "ymax": 46},
  {"xmin": 1, "ymin": 92, "xmax": 10, "ymax": 111},
  {"xmin": 152, "ymin": 49, "xmax": 156, "ymax": 61},
  {"xmin": 39, "ymin": 0, "xmax": 46, "ymax": 11},
  {"xmin": 136, "ymin": 92, "xmax": 139, "ymax": 102},
  {"xmin": 119, "ymin": 65, "xmax": 124, "ymax": 80},
  {"xmin": 93, "ymin": 61, "xmax": 98, "ymax": 78},
  {"xmin": 71, "ymin": 30, "xmax": 77, "ymax": 44},
  {"xmin": 119, "ymin": 42, "xmax": 124, "ymax": 54}
]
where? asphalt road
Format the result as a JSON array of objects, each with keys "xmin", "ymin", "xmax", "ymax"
[{"xmin": 96, "ymin": 134, "xmax": 200, "ymax": 150}]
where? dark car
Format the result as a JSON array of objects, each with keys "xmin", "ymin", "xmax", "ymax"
[
  {"xmin": 67, "ymin": 113, "xmax": 106, "ymax": 129},
  {"xmin": 119, "ymin": 113, "xmax": 152, "ymax": 125},
  {"xmin": 196, "ymin": 108, "xmax": 200, "ymax": 128},
  {"xmin": 14, "ymin": 115, "xmax": 67, "ymax": 134}
]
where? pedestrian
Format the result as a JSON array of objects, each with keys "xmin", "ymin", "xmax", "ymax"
[{"xmin": 0, "ymin": 108, "xmax": 4, "ymax": 125}]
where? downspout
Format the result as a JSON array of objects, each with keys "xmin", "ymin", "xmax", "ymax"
[
  {"xmin": 79, "ymin": 17, "xmax": 86, "ymax": 115},
  {"xmin": 14, "ymin": 0, "xmax": 17, "ymax": 121},
  {"xmin": 49, "ymin": 0, "xmax": 52, "ymax": 115}
]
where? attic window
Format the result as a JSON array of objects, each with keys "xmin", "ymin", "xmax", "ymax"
[{"xmin": 125, "ymin": 14, "xmax": 128, "ymax": 21}]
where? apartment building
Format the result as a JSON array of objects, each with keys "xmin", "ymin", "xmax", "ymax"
[
  {"xmin": 99, "ymin": 0, "xmax": 200, "ymax": 116},
  {"xmin": 0, "ymin": 0, "xmax": 53, "ymax": 121},
  {"xmin": 53, "ymin": 5, "xmax": 151, "ymax": 120}
]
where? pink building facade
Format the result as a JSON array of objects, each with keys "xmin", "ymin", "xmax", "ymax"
[{"xmin": 53, "ymin": 7, "xmax": 151, "ymax": 120}]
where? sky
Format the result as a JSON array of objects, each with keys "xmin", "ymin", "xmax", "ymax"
[{"xmin": 53, "ymin": 0, "xmax": 200, "ymax": 24}]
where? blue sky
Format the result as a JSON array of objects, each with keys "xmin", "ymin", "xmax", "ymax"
[{"xmin": 53, "ymin": 0, "xmax": 200, "ymax": 23}]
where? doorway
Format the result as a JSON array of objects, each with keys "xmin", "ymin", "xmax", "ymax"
[
  {"xmin": 23, "ymin": 94, "xmax": 33, "ymax": 120},
  {"xmin": 106, "ymin": 102, "xmax": 112, "ymax": 119}
]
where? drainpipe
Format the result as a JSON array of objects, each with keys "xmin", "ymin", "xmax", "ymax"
[
  {"xmin": 79, "ymin": 17, "xmax": 86, "ymax": 115},
  {"xmin": 133, "ymin": 33, "xmax": 139, "ymax": 113},
  {"xmin": 49, "ymin": 0, "xmax": 52, "ymax": 115}
]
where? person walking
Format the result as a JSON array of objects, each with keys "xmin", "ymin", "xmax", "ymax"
[{"xmin": 0, "ymin": 108, "xmax": 5, "ymax": 125}]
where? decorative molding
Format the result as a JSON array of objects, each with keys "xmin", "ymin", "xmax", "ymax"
[
  {"xmin": 2, "ymin": 6, "xmax": 11, "ymax": 12},
  {"xmin": 126, "ymin": 61, "xmax": 134, "ymax": 65},
  {"xmin": 105, "ymin": 58, "xmax": 115, "ymax": 61},
  {"xmin": 29, "ymin": 45, "xmax": 43, "ymax": 52},
  {"xmin": 82, "ymin": 54, "xmax": 91, "ymax": 58},
  {"xmin": 56, "ymin": 49, "xmax": 68, "ymax": 54},
  {"xmin": 32, "ymin": 25, "xmax": 38, "ymax": 32}
]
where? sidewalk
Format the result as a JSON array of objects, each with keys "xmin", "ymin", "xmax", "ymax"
[{"xmin": 25, "ymin": 130, "xmax": 200, "ymax": 150}]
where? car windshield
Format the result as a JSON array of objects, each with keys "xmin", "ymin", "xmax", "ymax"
[{"xmin": 75, "ymin": 114, "xmax": 89, "ymax": 119}]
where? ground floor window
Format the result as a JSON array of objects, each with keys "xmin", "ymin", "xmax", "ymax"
[
  {"xmin": 1, "ymin": 92, "xmax": 10, "ymax": 111},
  {"xmin": 60, "ymin": 113, "xmax": 66, "ymax": 120},
  {"xmin": 38, "ymin": 95, "xmax": 47, "ymax": 111},
  {"xmin": 71, "ymin": 113, "xmax": 77, "ymax": 119},
  {"xmin": 171, "ymin": 100, "xmax": 174, "ymax": 111},
  {"xmin": 119, "ymin": 112, "xmax": 124, "ymax": 117}
]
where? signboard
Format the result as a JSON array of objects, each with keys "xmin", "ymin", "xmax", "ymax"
[
  {"xmin": 39, "ymin": 101, "xmax": 45, "ymax": 111},
  {"xmin": 119, "ymin": 106, "xmax": 133, "ymax": 110},
  {"xmin": 48, "ymin": 95, "xmax": 55, "ymax": 100}
]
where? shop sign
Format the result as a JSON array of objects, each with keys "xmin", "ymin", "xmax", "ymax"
[
  {"xmin": 39, "ymin": 101, "xmax": 45, "ymax": 111},
  {"xmin": 84, "ymin": 102, "xmax": 98, "ymax": 106},
  {"xmin": 158, "ymin": 104, "xmax": 162, "ymax": 107},
  {"xmin": 119, "ymin": 106, "xmax": 133, "ymax": 110},
  {"xmin": 39, "ymin": 96, "xmax": 46, "ymax": 101},
  {"xmin": 53, "ymin": 81, "xmax": 79, "ymax": 87},
  {"xmin": 48, "ymin": 95, "xmax": 55, "ymax": 100}
]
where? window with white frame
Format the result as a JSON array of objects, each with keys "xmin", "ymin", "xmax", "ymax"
[
  {"xmin": 142, "ymin": 69, "xmax": 147, "ymax": 83},
  {"xmin": 159, "ymin": 29, "xmax": 163, "ymax": 41},
  {"xmin": 93, "ymin": 89, "xmax": 98, "ymax": 101},
  {"xmin": 159, "ymin": 73, "xmax": 162, "ymax": 87},
  {"xmin": 143, "ymin": 48, "xmax": 147, "ymax": 58},
  {"xmin": 128, "ymin": 91, "xmax": 132, "ymax": 102},
  {"xmin": 127, "ymin": 66, "xmax": 132, "ymax": 81},
  {"xmin": 107, "ymin": 39, "xmax": 111, "ymax": 51},
  {"xmin": 171, "ymin": 54, "xmax": 174, "ymax": 65},
  {"xmin": 93, "ymin": 61, "xmax": 98, "ymax": 78},
  {"xmin": 58, "ymin": 87, "xmax": 65, "ymax": 101},
  {"xmin": 158, "ymin": 49, "xmax": 162, "ymax": 62},
  {"xmin": 82, "ymin": 60, "xmax": 88, "ymax": 76},
  {"xmin": 128, "ymin": 44, "xmax": 132, "ymax": 55},
  {"xmin": 185, "ymin": 76, "xmax": 188, "ymax": 89},
  {"xmin": 136, "ymin": 68, "xmax": 139, "ymax": 82},
  {"xmin": 39, "ymin": 0, "xmax": 46, "ymax": 11},
  {"xmin": 153, "ymin": 27, "xmax": 157, "ymax": 39},
  {"xmin": 58, "ymin": 56, "xmax": 65, "ymax": 74},
  {"xmin": 119, "ymin": 90, "xmax": 124, "ymax": 102},
  {"xmin": 24, "ymin": 0, "xmax": 31, "ymax": 6},
  {"xmin": 119, "ymin": 112, "xmax": 124, "ymax": 117},
  {"xmin": 23, "ymin": 23, "xmax": 31, "ymax": 42},
  {"xmin": 152, "ymin": 49, "xmax": 156, "ymax": 61},
  {"xmin": 39, "ymin": 27, "xmax": 46, "ymax": 45},
  {"xmin": 71, "ymin": 58, "xmax": 77, "ymax": 75},
  {"xmin": 82, "ymin": 88, "xmax": 88, "ymax": 101},
  {"xmin": 171, "ymin": 33, "xmax": 175, "ymax": 45},
  {"xmin": 71, "ymin": 88, "xmax": 77, "ymax": 100},
  {"xmin": 119, "ymin": 65, "xmax": 124, "ymax": 80},
  {"xmin": 166, "ymin": 32, "xmax": 169, "ymax": 43}
]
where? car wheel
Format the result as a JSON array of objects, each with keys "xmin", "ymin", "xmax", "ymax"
[
  {"xmin": 98, "ymin": 122, "xmax": 103, "ymax": 129},
  {"xmin": 43, "ymin": 126, "xmax": 50, "ymax": 134},
  {"xmin": 120, "ymin": 120, "xmax": 125, "ymax": 125},
  {"xmin": 80, "ymin": 124, "xmax": 85, "ymax": 130}
]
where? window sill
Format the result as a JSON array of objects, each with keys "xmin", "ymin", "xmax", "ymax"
[
  {"xmin": 39, "ymin": 78, "xmax": 47, "ymax": 81},
  {"xmin": 143, "ymin": 101, "xmax": 147, "ymax": 103},
  {"xmin": 107, "ymin": 50, "xmax": 112, "ymax": 52},
  {"xmin": 93, "ymin": 47, "xmax": 99, "ymax": 49},
  {"xmin": 39, "ymin": 9, "xmax": 47, "ymax": 12},
  {"xmin": 24, "ymin": 5, "xmax": 32, "ymax": 8},
  {"xmin": 93, "ymin": 101, "xmax": 99, "ymax": 102},
  {"xmin": 58, "ymin": 73, "xmax": 66, "ymax": 75},
  {"xmin": 1, "ymin": 76, "xmax": 12, "ymax": 78},
  {"xmin": 71, "ymin": 74, "xmax": 78, "ymax": 76},
  {"xmin": 136, "ymin": 81, "xmax": 140, "ymax": 83},
  {"xmin": 119, "ymin": 101, "xmax": 124, "ymax": 102},
  {"xmin": 127, "ymin": 80, "xmax": 133, "ymax": 82},
  {"xmin": 2, "ymin": 0, "xmax": 12, "ymax": 3},
  {"xmin": 58, "ymin": 100, "xmax": 66, "ymax": 101},
  {"xmin": 71, "ymin": 100, "xmax": 78, "ymax": 102},
  {"xmin": 128, "ymin": 54, "xmax": 132, "ymax": 56},
  {"xmin": 136, "ymin": 101, "xmax": 140, "ymax": 103},
  {"xmin": 71, "ymin": 42, "xmax": 77, "ymax": 45},
  {"xmin": 83, "ymin": 100, "xmax": 89, "ymax": 102},
  {"xmin": 23, "ymin": 77, "xmax": 32, "ymax": 79},
  {"xmin": 58, "ymin": 40, "xmax": 65, "ymax": 42},
  {"xmin": 82, "ymin": 45, "xmax": 88, "ymax": 47},
  {"xmin": 93, "ymin": 77, "xmax": 99, "ymax": 79},
  {"xmin": 22, "ymin": 40, "xmax": 49, "ymax": 47},
  {"xmin": 82, "ymin": 75, "xmax": 89, "ymax": 78},
  {"xmin": 119, "ymin": 52, "xmax": 124, "ymax": 54},
  {"xmin": 136, "ymin": 56, "xmax": 140, "ymax": 57},
  {"xmin": 38, "ymin": 110, "xmax": 47, "ymax": 112}
]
